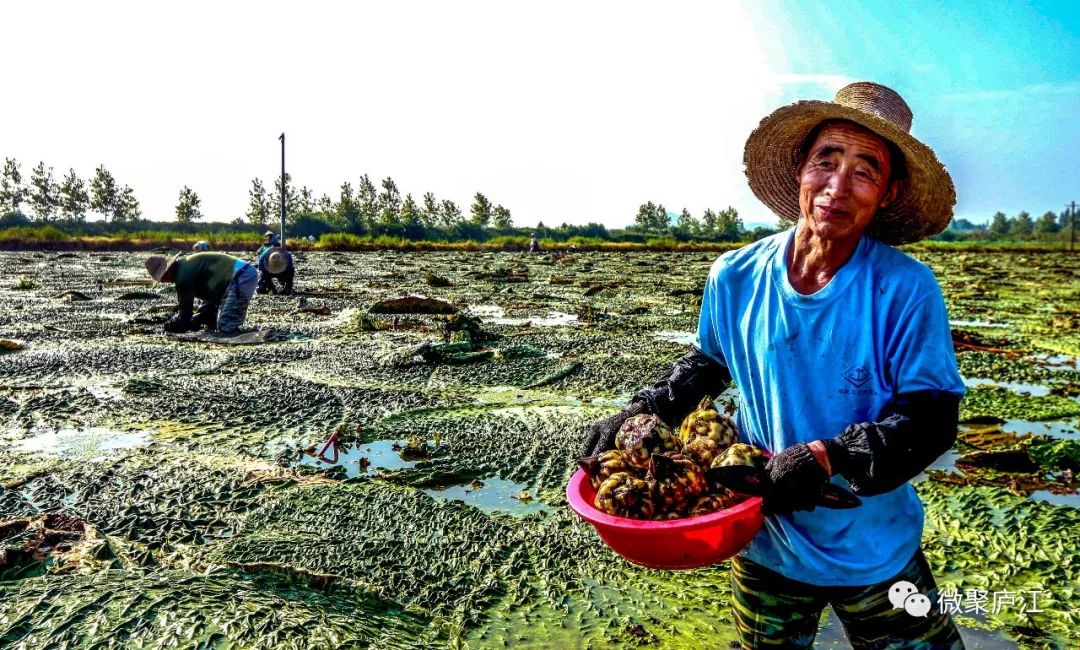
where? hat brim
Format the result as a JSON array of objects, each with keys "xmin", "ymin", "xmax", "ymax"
[
  {"xmin": 147, "ymin": 255, "xmax": 181, "ymax": 282},
  {"xmin": 264, "ymin": 247, "xmax": 290, "ymax": 275},
  {"xmin": 743, "ymin": 100, "xmax": 955, "ymax": 245}
]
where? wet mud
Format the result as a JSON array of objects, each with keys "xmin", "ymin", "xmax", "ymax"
[{"xmin": 0, "ymin": 249, "xmax": 1077, "ymax": 648}]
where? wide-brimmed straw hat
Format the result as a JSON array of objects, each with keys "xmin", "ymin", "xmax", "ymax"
[
  {"xmin": 743, "ymin": 81, "xmax": 955, "ymax": 245},
  {"xmin": 145, "ymin": 254, "xmax": 180, "ymax": 282},
  {"xmin": 264, "ymin": 247, "xmax": 290, "ymax": 274}
]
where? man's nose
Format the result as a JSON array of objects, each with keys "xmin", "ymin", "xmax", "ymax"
[{"xmin": 825, "ymin": 167, "xmax": 852, "ymax": 197}]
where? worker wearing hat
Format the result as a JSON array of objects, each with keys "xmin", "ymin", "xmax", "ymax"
[
  {"xmin": 582, "ymin": 82, "xmax": 964, "ymax": 647},
  {"xmin": 145, "ymin": 252, "xmax": 258, "ymax": 334},
  {"xmin": 254, "ymin": 230, "xmax": 294, "ymax": 295}
]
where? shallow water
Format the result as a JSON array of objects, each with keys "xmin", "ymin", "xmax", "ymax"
[
  {"xmin": 423, "ymin": 476, "xmax": 553, "ymax": 516},
  {"xmin": 10, "ymin": 427, "xmax": 151, "ymax": 460}
]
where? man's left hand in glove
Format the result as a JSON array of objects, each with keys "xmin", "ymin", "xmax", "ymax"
[{"xmin": 761, "ymin": 441, "xmax": 831, "ymax": 516}]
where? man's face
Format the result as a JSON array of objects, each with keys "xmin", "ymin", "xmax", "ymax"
[{"xmin": 795, "ymin": 121, "xmax": 897, "ymax": 245}]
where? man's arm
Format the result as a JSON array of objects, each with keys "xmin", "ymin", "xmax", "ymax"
[
  {"xmin": 822, "ymin": 389, "xmax": 961, "ymax": 496},
  {"xmin": 580, "ymin": 347, "xmax": 732, "ymax": 457}
]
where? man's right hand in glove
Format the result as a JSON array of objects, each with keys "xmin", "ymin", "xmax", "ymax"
[
  {"xmin": 579, "ymin": 347, "xmax": 731, "ymax": 457},
  {"xmin": 163, "ymin": 309, "xmax": 196, "ymax": 333}
]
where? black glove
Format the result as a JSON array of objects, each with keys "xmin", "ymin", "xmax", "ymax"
[
  {"xmin": 761, "ymin": 443, "xmax": 830, "ymax": 516},
  {"xmin": 194, "ymin": 302, "xmax": 218, "ymax": 330},
  {"xmin": 580, "ymin": 401, "xmax": 646, "ymax": 458},
  {"xmin": 163, "ymin": 308, "xmax": 195, "ymax": 333},
  {"xmin": 578, "ymin": 347, "xmax": 731, "ymax": 458}
]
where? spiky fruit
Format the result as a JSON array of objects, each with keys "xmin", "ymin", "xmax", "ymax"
[
  {"xmin": 615, "ymin": 414, "xmax": 680, "ymax": 471},
  {"xmin": 578, "ymin": 450, "xmax": 633, "ymax": 490},
  {"xmin": 679, "ymin": 396, "xmax": 738, "ymax": 448},
  {"xmin": 650, "ymin": 453, "xmax": 707, "ymax": 515},
  {"xmin": 710, "ymin": 442, "xmax": 768, "ymax": 470},
  {"xmin": 594, "ymin": 472, "xmax": 656, "ymax": 519},
  {"xmin": 689, "ymin": 489, "xmax": 744, "ymax": 516}
]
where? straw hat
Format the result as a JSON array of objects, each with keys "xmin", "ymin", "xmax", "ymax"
[
  {"xmin": 743, "ymin": 81, "xmax": 955, "ymax": 245},
  {"xmin": 145, "ymin": 254, "xmax": 180, "ymax": 282},
  {"xmin": 264, "ymin": 247, "xmax": 290, "ymax": 274}
]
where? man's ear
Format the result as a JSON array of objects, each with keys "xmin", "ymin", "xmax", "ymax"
[{"xmin": 879, "ymin": 180, "xmax": 900, "ymax": 209}]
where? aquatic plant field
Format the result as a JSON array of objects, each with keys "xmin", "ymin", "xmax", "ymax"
[{"xmin": 0, "ymin": 249, "xmax": 1077, "ymax": 649}]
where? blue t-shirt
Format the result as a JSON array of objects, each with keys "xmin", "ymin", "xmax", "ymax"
[{"xmin": 696, "ymin": 229, "xmax": 964, "ymax": 586}]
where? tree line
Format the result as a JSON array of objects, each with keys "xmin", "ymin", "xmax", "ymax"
[
  {"xmin": 0, "ymin": 158, "xmax": 143, "ymax": 223},
  {"xmin": 940, "ymin": 211, "xmax": 1076, "ymax": 242}
]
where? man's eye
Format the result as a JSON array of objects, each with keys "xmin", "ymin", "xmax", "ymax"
[{"xmin": 814, "ymin": 159, "xmax": 833, "ymax": 169}]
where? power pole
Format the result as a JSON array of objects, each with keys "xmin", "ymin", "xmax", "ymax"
[
  {"xmin": 1068, "ymin": 201, "xmax": 1076, "ymax": 252},
  {"xmin": 279, "ymin": 133, "xmax": 286, "ymax": 246}
]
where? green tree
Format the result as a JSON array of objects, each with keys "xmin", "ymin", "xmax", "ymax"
[
  {"xmin": 653, "ymin": 204, "xmax": 670, "ymax": 231},
  {"xmin": 988, "ymin": 211, "xmax": 1009, "ymax": 237},
  {"xmin": 334, "ymin": 182, "xmax": 363, "ymax": 233},
  {"xmin": 273, "ymin": 172, "xmax": 300, "ymax": 226},
  {"xmin": 716, "ymin": 206, "xmax": 742, "ymax": 241},
  {"xmin": 676, "ymin": 207, "xmax": 696, "ymax": 235},
  {"xmin": 90, "ymin": 165, "xmax": 120, "ymax": 220},
  {"xmin": 420, "ymin": 192, "xmax": 440, "ymax": 229},
  {"xmin": 175, "ymin": 186, "xmax": 203, "ymax": 223},
  {"xmin": 317, "ymin": 193, "xmax": 334, "ymax": 214},
  {"xmin": 470, "ymin": 192, "xmax": 492, "ymax": 227},
  {"xmin": 58, "ymin": 168, "xmax": 89, "ymax": 222},
  {"xmin": 0, "ymin": 158, "xmax": 26, "ymax": 213},
  {"xmin": 701, "ymin": 208, "xmax": 718, "ymax": 236},
  {"xmin": 378, "ymin": 177, "xmax": 401, "ymax": 227},
  {"xmin": 635, "ymin": 202, "xmax": 656, "ymax": 230},
  {"xmin": 299, "ymin": 186, "xmax": 315, "ymax": 214},
  {"xmin": 440, "ymin": 199, "xmax": 462, "ymax": 227},
  {"xmin": 355, "ymin": 175, "xmax": 378, "ymax": 226},
  {"xmin": 400, "ymin": 193, "xmax": 422, "ymax": 234},
  {"xmin": 246, "ymin": 178, "xmax": 271, "ymax": 225},
  {"xmin": 28, "ymin": 162, "xmax": 60, "ymax": 221},
  {"xmin": 1034, "ymin": 211, "xmax": 1059, "ymax": 237},
  {"xmin": 1009, "ymin": 211, "xmax": 1033, "ymax": 238},
  {"xmin": 116, "ymin": 185, "xmax": 141, "ymax": 222},
  {"xmin": 492, "ymin": 204, "xmax": 512, "ymax": 229}
]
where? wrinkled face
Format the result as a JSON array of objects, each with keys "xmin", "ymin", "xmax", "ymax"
[{"xmin": 796, "ymin": 121, "xmax": 897, "ymax": 244}]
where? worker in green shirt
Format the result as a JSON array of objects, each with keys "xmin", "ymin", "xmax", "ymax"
[{"xmin": 145, "ymin": 252, "xmax": 258, "ymax": 334}]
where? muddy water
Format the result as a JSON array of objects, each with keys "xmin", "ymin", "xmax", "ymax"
[{"xmin": 0, "ymin": 250, "xmax": 1077, "ymax": 648}]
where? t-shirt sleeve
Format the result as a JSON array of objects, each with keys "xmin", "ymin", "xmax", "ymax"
[
  {"xmin": 886, "ymin": 280, "xmax": 965, "ymax": 397},
  {"xmin": 696, "ymin": 258, "xmax": 730, "ymax": 369}
]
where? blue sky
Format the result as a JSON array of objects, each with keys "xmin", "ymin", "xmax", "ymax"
[
  {"xmin": 0, "ymin": 1, "xmax": 1076, "ymax": 227},
  {"xmin": 748, "ymin": 0, "xmax": 1080, "ymax": 223}
]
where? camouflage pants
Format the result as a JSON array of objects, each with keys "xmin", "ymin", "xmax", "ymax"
[
  {"xmin": 731, "ymin": 549, "xmax": 964, "ymax": 649},
  {"xmin": 216, "ymin": 263, "xmax": 258, "ymax": 334}
]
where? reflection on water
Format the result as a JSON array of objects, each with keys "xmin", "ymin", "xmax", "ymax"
[
  {"xmin": 294, "ymin": 439, "xmax": 423, "ymax": 478},
  {"xmin": 11, "ymin": 427, "xmax": 151, "ymax": 461},
  {"xmin": 424, "ymin": 476, "xmax": 553, "ymax": 516}
]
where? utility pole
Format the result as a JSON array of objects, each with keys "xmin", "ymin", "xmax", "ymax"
[
  {"xmin": 279, "ymin": 133, "xmax": 286, "ymax": 246},
  {"xmin": 1068, "ymin": 201, "xmax": 1076, "ymax": 253}
]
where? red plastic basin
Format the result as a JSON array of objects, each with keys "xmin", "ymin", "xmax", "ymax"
[{"xmin": 566, "ymin": 468, "xmax": 764, "ymax": 570}]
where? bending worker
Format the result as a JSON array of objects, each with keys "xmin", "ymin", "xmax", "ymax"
[
  {"xmin": 582, "ymin": 82, "xmax": 965, "ymax": 648},
  {"xmin": 255, "ymin": 230, "xmax": 294, "ymax": 295},
  {"xmin": 145, "ymin": 251, "xmax": 258, "ymax": 335}
]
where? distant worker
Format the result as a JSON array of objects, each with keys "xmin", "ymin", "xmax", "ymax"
[
  {"xmin": 528, "ymin": 232, "xmax": 541, "ymax": 253},
  {"xmin": 308, "ymin": 235, "xmax": 316, "ymax": 244},
  {"xmin": 145, "ymin": 252, "xmax": 258, "ymax": 335},
  {"xmin": 254, "ymin": 230, "xmax": 294, "ymax": 295},
  {"xmin": 193, "ymin": 240, "xmax": 210, "ymax": 252},
  {"xmin": 257, "ymin": 246, "xmax": 295, "ymax": 295},
  {"xmin": 258, "ymin": 230, "xmax": 281, "ymax": 252}
]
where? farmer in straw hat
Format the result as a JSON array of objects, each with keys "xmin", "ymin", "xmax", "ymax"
[
  {"xmin": 256, "ymin": 245, "xmax": 294, "ymax": 295},
  {"xmin": 145, "ymin": 251, "xmax": 258, "ymax": 335},
  {"xmin": 583, "ymin": 82, "xmax": 964, "ymax": 648}
]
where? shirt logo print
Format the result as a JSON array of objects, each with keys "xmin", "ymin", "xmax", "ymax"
[{"xmin": 843, "ymin": 366, "xmax": 872, "ymax": 388}]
